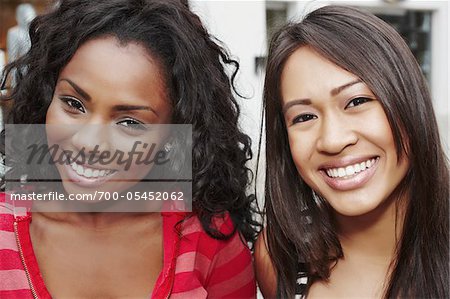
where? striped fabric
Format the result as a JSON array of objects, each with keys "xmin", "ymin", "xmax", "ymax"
[
  {"xmin": 0, "ymin": 194, "xmax": 33, "ymax": 299},
  {"xmin": 153, "ymin": 212, "xmax": 256, "ymax": 298},
  {"xmin": 294, "ymin": 263, "xmax": 308, "ymax": 299},
  {"xmin": 0, "ymin": 193, "xmax": 256, "ymax": 298}
]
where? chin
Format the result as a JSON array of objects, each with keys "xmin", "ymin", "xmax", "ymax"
[{"xmin": 326, "ymin": 196, "xmax": 385, "ymax": 218}]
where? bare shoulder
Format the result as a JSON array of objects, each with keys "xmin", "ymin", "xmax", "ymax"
[{"xmin": 254, "ymin": 227, "xmax": 277, "ymax": 298}]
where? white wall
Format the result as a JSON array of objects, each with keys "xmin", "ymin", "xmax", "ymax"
[{"xmin": 189, "ymin": 0, "xmax": 267, "ymax": 195}]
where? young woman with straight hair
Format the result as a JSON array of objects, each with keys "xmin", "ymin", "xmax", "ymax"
[{"xmin": 255, "ymin": 5, "xmax": 449, "ymax": 299}]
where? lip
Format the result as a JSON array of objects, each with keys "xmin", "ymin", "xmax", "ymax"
[
  {"xmin": 319, "ymin": 157, "xmax": 379, "ymax": 191},
  {"xmin": 62, "ymin": 150, "xmax": 118, "ymax": 171},
  {"xmin": 318, "ymin": 155, "xmax": 379, "ymax": 170},
  {"xmin": 62, "ymin": 161, "xmax": 118, "ymax": 188}
]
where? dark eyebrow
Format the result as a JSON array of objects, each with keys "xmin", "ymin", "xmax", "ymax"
[
  {"xmin": 59, "ymin": 79, "xmax": 91, "ymax": 101},
  {"xmin": 112, "ymin": 105, "xmax": 158, "ymax": 117},
  {"xmin": 282, "ymin": 98, "xmax": 312, "ymax": 114},
  {"xmin": 282, "ymin": 79, "xmax": 363, "ymax": 114},
  {"xmin": 330, "ymin": 79, "xmax": 362, "ymax": 96},
  {"xmin": 59, "ymin": 78, "xmax": 159, "ymax": 117}
]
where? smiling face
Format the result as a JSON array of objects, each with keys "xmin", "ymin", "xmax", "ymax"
[
  {"xmin": 46, "ymin": 36, "xmax": 172, "ymax": 195},
  {"xmin": 281, "ymin": 46, "xmax": 409, "ymax": 217}
]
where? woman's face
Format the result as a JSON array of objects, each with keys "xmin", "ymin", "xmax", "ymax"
[
  {"xmin": 281, "ymin": 46, "xmax": 409, "ymax": 217},
  {"xmin": 46, "ymin": 36, "xmax": 172, "ymax": 195}
]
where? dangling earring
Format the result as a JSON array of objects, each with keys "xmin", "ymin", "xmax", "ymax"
[
  {"xmin": 163, "ymin": 142, "xmax": 173, "ymax": 153},
  {"xmin": 312, "ymin": 189, "xmax": 321, "ymax": 204}
]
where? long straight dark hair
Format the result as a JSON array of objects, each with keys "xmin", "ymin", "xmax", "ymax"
[{"xmin": 263, "ymin": 5, "xmax": 449, "ymax": 298}]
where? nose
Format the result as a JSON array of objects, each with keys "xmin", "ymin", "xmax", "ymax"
[
  {"xmin": 70, "ymin": 122, "xmax": 111, "ymax": 160},
  {"xmin": 316, "ymin": 112, "xmax": 358, "ymax": 154}
]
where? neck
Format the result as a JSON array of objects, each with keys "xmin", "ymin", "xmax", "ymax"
[
  {"xmin": 32, "ymin": 210, "xmax": 160, "ymax": 231},
  {"xmin": 335, "ymin": 194, "xmax": 406, "ymax": 264},
  {"xmin": 29, "ymin": 184, "xmax": 163, "ymax": 227}
]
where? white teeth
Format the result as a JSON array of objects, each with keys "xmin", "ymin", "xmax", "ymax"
[
  {"xmin": 85, "ymin": 168, "xmax": 93, "ymax": 178},
  {"xmin": 70, "ymin": 163, "xmax": 114, "ymax": 178},
  {"xmin": 333, "ymin": 169, "xmax": 338, "ymax": 177},
  {"xmin": 345, "ymin": 165, "xmax": 355, "ymax": 176},
  {"xmin": 76, "ymin": 165, "xmax": 83, "ymax": 175},
  {"xmin": 325, "ymin": 158, "xmax": 378, "ymax": 178}
]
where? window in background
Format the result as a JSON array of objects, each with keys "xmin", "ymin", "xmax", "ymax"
[
  {"xmin": 256, "ymin": 1, "xmax": 288, "ymax": 73},
  {"xmin": 376, "ymin": 10, "xmax": 432, "ymax": 84},
  {"xmin": 263, "ymin": 3, "xmax": 432, "ymax": 86},
  {"xmin": 266, "ymin": 1, "xmax": 288, "ymax": 44}
]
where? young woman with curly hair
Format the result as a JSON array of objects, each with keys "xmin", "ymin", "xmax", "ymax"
[
  {"xmin": 255, "ymin": 5, "xmax": 448, "ymax": 299},
  {"xmin": 0, "ymin": 0, "xmax": 258, "ymax": 298}
]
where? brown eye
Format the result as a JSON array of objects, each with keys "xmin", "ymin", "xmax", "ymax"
[
  {"xmin": 292, "ymin": 114, "xmax": 317, "ymax": 125},
  {"xmin": 117, "ymin": 118, "xmax": 147, "ymax": 131},
  {"xmin": 346, "ymin": 97, "xmax": 372, "ymax": 109},
  {"xmin": 60, "ymin": 97, "xmax": 86, "ymax": 113}
]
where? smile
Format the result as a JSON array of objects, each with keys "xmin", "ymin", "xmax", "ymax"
[
  {"xmin": 325, "ymin": 157, "xmax": 379, "ymax": 179},
  {"xmin": 320, "ymin": 156, "xmax": 380, "ymax": 191},
  {"xmin": 61, "ymin": 151, "xmax": 119, "ymax": 187},
  {"xmin": 70, "ymin": 162, "xmax": 116, "ymax": 178},
  {"xmin": 63, "ymin": 151, "xmax": 117, "ymax": 179}
]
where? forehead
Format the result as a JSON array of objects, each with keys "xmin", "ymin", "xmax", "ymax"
[
  {"xmin": 58, "ymin": 36, "xmax": 167, "ymax": 102},
  {"xmin": 280, "ymin": 47, "xmax": 361, "ymax": 102}
]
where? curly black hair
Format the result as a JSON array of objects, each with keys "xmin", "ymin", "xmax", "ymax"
[{"xmin": 1, "ymin": 0, "xmax": 259, "ymax": 242}]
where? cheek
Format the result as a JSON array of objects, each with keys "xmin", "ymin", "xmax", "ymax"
[
  {"xmin": 287, "ymin": 130, "xmax": 314, "ymax": 177},
  {"xmin": 125, "ymin": 163, "xmax": 153, "ymax": 178},
  {"xmin": 111, "ymin": 136, "xmax": 166, "ymax": 175},
  {"xmin": 45, "ymin": 100, "xmax": 77, "ymax": 144},
  {"xmin": 365, "ymin": 109, "xmax": 397, "ymax": 155}
]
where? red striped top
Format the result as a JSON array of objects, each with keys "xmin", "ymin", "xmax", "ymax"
[{"xmin": 0, "ymin": 193, "xmax": 256, "ymax": 298}]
